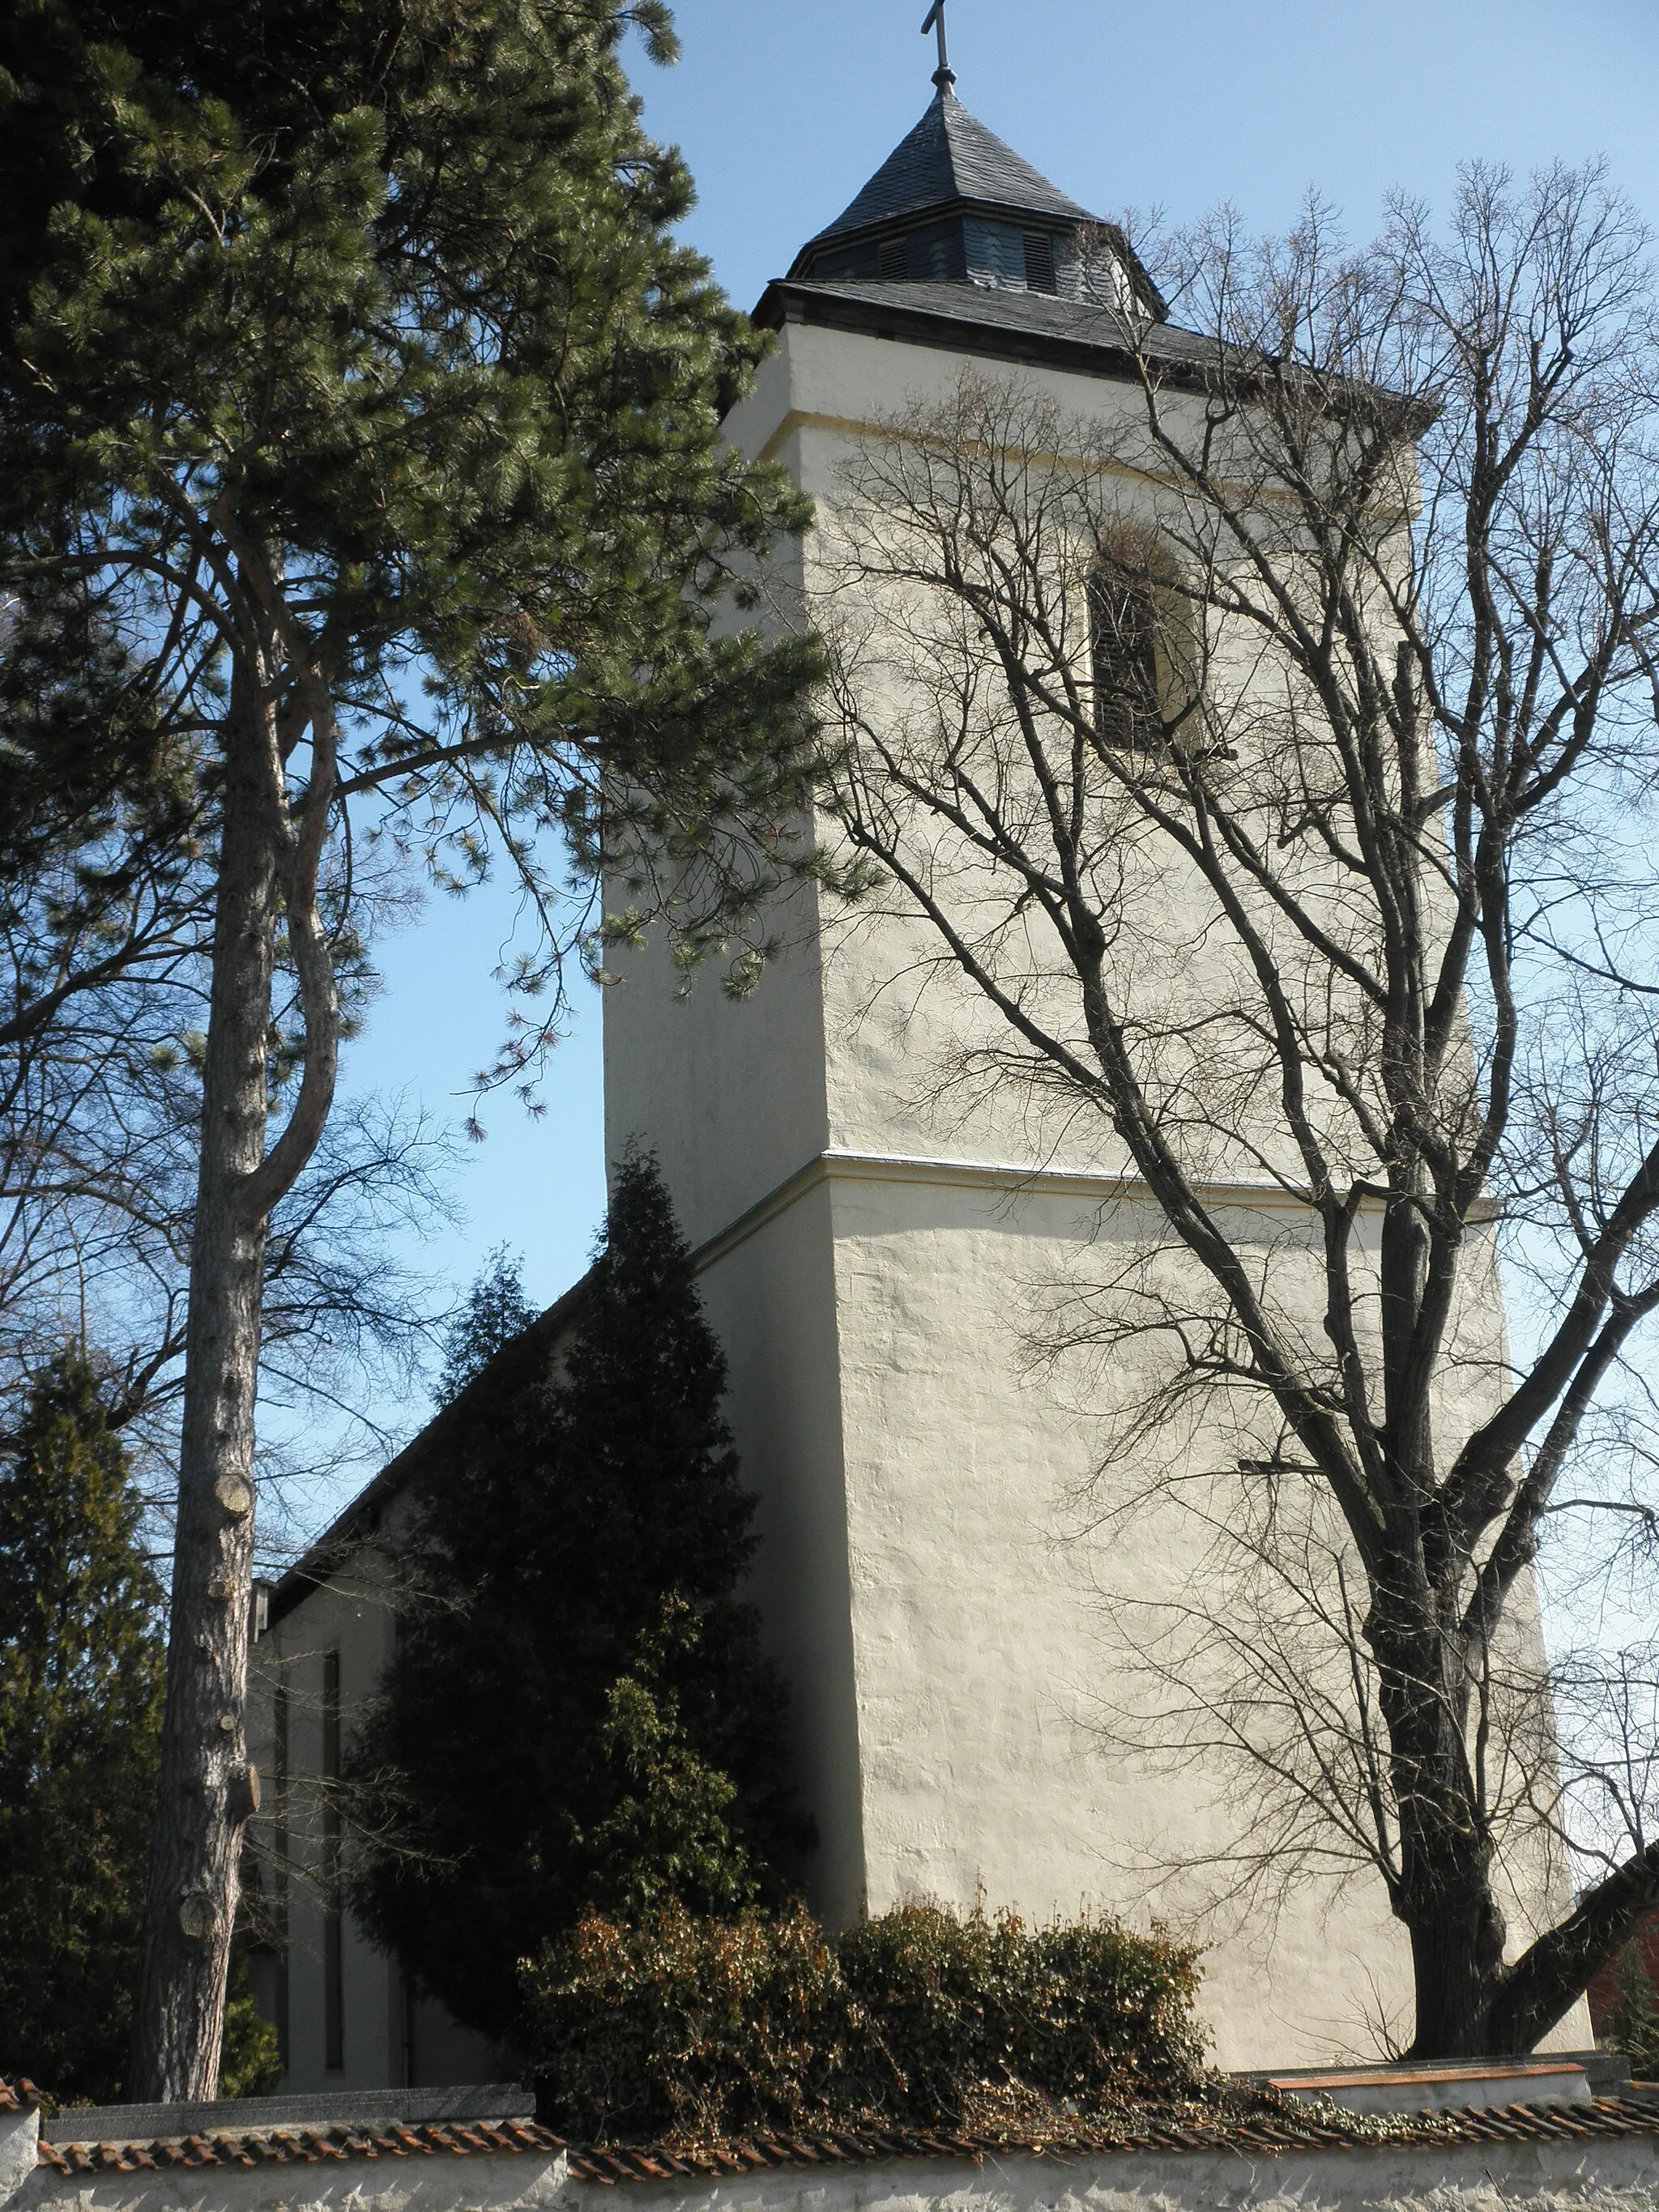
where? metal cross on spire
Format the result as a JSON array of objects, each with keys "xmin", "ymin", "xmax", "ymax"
[{"xmin": 920, "ymin": 1, "xmax": 956, "ymax": 92}]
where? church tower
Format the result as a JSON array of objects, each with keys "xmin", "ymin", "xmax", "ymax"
[{"xmin": 603, "ymin": 48, "xmax": 1589, "ymax": 2069}]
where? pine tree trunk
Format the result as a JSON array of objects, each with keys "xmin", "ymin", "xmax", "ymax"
[{"xmin": 128, "ymin": 676, "xmax": 275, "ymax": 2101}]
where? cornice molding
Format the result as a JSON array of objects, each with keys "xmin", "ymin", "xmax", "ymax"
[{"xmin": 689, "ymin": 1146, "xmax": 1490, "ymax": 1275}]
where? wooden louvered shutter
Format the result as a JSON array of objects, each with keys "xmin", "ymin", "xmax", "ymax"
[
  {"xmin": 1022, "ymin": 232, "xmax": 1057, "ymax": 293},
  {"xmin": 1090, "ymin": 567, "xmax": 1162, "ymax": 749}
]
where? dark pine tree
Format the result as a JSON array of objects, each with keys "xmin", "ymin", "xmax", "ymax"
[
  {"xmin": 0, "ymin": 1354, "xmax": 279, "ymax": 2099},
  {"xmin": 350, "ymin": 1154, "xmax": 801, "ymax": 2045},
  {"xmin": 0, "ymin": 1356, "xmax": 166, "ymax": 2096},
  {"xmin": 2, "ymin": 0, "xmax": 826, "ymax": 2094}
]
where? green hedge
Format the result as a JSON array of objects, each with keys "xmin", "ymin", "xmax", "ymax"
[{"xmin": 521, "ymin": 1899, "xmax": 1206, "ymax": 2142}]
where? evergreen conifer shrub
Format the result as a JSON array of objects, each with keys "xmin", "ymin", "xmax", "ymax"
[
  {"xmin": 522, "ymin": 1899, "xmax": 1206, "ymax": 2143},
  {"xmin": 0, "ymin": 1356, "xmax": 163, "ymax": 2096},
  {"xmin": 349, "ymin": 1154, "xmax": 802, "ymax": 2045},
  {"xmin": 437, "ymin": 1248, "xmax": 536, "ymax": 1405}
]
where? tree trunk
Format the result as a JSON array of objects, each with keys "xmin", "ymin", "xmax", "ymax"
[
  {"xmin": 128, "ymin": 674, "xmax": 275, "ymax": 2101},
  {"xmin": 1372, "ymin": 1594, "xmax": 1512, "ymax": 2061},
  {"xmin": 1403, "ymin": 1877, "xmax": 1511, "ymax": 2057}
]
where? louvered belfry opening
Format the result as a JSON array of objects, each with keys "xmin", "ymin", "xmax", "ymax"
[
  {"xmin": 1022, "ymin": 232, "xmax": 1056, "ymax": 294},
  {"xmin": 1089, "ymin": 565, "xmax": 1163, "ymax": 751}
]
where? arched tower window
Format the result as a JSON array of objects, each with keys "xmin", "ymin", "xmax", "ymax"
[{"xmin": 1087, "ymin": 531, "xmax": 1189, "ymax": 750}]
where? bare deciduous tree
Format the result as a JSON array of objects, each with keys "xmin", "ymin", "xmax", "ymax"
[
  {"xmin": 0, "ymin": 747, "xmax": 443, "ymax": 1485},
  {"xmin": 816, "ymin": 162, "xmax": 1659, "ymax": 2055}
]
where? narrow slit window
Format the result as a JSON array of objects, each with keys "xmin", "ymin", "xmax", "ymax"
[
  {"xmin": 275, "ymin": 1680, "xmax": 290, "ymax": 2071},
  {"xmin": 322, "ymin": 1649, "xmax": 343, "ymax": 2072}
]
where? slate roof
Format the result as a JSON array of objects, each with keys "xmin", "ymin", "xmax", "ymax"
[
  {"xmin": 756, "ymin": 274, "xmax": 1218, "ymax": 381},
  {"xmin": 808, "ymin": 90, "xmax": 1094, "ymax": 245},
  {"xmin": 34, "ymin": 2098, "xmax": 1659, "ymax": 2184},
  {"xmin": 266, "ymin": 1271, "xmax": 591, "ymax": 1631}
]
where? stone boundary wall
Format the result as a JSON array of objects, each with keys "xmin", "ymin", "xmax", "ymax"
[
  {"xmin": 0, "ymin": 2114, "xmax": 37, "ymax": 2204},
  {"xmin": 9, "ymin": 2129, "xmax": 1659, "ymax": 2212},
  {"xmin": 3, "ymin": 2081, "xmax": 1657, "ymax": 2212}
]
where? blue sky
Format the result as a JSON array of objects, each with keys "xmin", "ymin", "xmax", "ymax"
[
  {"xmin": 638, "ymin": 0, "xmax": 1659, "ymax": 313},
  {"xmin": 335, "ymin": 0, "xmax": 1659, "ymax": 1445}
]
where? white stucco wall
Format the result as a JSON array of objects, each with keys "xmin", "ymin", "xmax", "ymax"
[
  {"xmin": 602, "ymin": 309, "xmax": 1591, "ymax": 2066},
  {"xmin": 602, "ymin": 881, "xmax": 829, "ymax": 1255},
  {"xmin": 823, "ymin": 1163, "xmax": 1414, "ymax": 2062},
  {"xmin": 578, "ymin": 2143, "xmax": 1659, "ymax": 2212},
  {"xmin": 248, "ymin": 1559, "xmax": 499, "ymax": 2094},
  {"xmin": 14, "ymin": 2149, "xmax": 569, "ymax": 2212},
  {"xmin": 689, "ymin": 1174, "xmax": 866, "ymax": 1927}
]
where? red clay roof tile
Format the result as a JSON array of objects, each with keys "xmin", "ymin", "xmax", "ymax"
[{"xmin": 30, "ymin": 2097, "xmax": 1659, "ymax": 2186}]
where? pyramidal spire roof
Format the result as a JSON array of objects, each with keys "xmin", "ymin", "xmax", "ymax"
[
  {"xmin": 773, "ymin": 72, "xmax": 1168, "ymax": 327},
  {"xmin": 809, "ymin": 87, "xmax": 1094, "ymax": 247}
]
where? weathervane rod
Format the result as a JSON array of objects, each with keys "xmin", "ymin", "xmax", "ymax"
[{"xmin": 920, "ymin": 0, "xmax": 955, "ymax": 90}]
